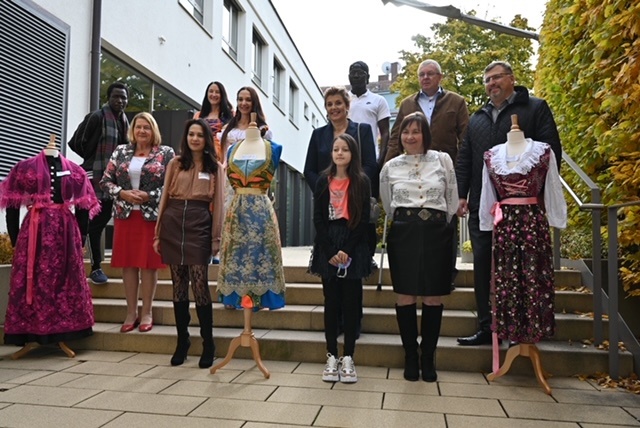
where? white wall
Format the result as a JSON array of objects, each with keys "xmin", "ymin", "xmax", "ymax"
[{"xmin": 30, "ymin": 0, "xmax": 326, "ymax": 173}]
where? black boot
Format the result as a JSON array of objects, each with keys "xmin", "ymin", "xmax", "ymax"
[
  {"xmin": 196, "ymin": 304, "xmax": 215, "ymax": 368},
  {"xmin": 395, "ymin": 304, "xmax": 419, "ymax": 381},
  {"xmin": 421, "ymin": 304, "xmax": 443, "ymax": 382},
  {"xmin": 170, "ymin": 301, "xmax": 191, "ymax": 366}
]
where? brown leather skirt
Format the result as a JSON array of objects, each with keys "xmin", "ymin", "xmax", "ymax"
[{"xmin": 159, "ymin": 199, "xmax": 212, "ymax": 265}]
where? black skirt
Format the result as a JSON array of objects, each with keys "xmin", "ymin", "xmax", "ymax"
[
  {"xmin": 159, "ymin": 199, "xmax": 212, "ymax": 265},
  {"xmin": 387, "ymin": 208, "xmax": 453, "ymax": 296},
  {"xmin": 309, "ymin": 219, "xmax": 372, "ymax": 280}
]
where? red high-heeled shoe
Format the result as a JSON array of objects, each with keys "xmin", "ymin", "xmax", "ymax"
[
  {"xmin": 120, "ymin": 318, "xmax": 140, "ymax": 333},
  {"xmin": 139, "ymin": 315, "xmax": 153, "ymax": 332}
]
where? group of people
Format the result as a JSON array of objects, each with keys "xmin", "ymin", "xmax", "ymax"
[
  {"xmin": 304, "ymin": 59, "xmax": 565, "ymax": 384},
  {"xmin": 64, "ymin": 80, "xmax": 284, "ymax": 368},
  {"xmin": 1, "ymin": 58, "xmax": 565, "ymax": 383}
]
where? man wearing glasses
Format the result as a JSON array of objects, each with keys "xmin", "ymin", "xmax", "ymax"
[
  {"xmin": 455, "ymin": 61, "xmax": 561, "ymax": 346},
  {"xmin": 382, "ymin": 59, "xmax": 469, "ymax": 292},
  {"xmin": 382, "ymin": 59, "xmax": 468, "ymax": 165}
]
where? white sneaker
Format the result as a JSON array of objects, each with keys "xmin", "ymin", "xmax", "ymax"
[
  {"xmin": 322, "ymin": 353, "xmax": 339, "ymax": 382},
  {"xmin": 339, "ymin": 356, "xmax": 358, "ymax": 383}
]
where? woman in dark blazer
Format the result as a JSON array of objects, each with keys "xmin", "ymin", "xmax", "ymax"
[{"xmin": 304, "ymin": 86, "xmax": 378, "ymax": 198}]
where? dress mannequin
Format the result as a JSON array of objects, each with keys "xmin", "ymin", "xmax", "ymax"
[
  {"xmin": 1, "ymin": 134, "xmax": 98, "ymax": 360},
  {"xmin": 483, "ymin": 116, "xmax": 563, "ymax": 395},
  {"xmin": 211, "ymin": 113, "xmax": 281, "ymax": 379}
]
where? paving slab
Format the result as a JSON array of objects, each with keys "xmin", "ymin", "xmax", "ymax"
[
  {"xmin": 234, "ymin": 370, "xmax": 333, "ymax": 389},
  {"xmin": 501, "ymin": 399, "xmax": 640, "ymax": 425},
  {"xmin": 0, "ymin": 384, "xmax": 101, "ymax": 406},
  {"xmin": 0, "ymin": 403, "xmax": 120, "ymax": 428},
  {"xmin": 61, "ymin": 360, "xmax": 154, "ymax": 377},
  {"xmin": 267, "ymin": 385, "xmax": 383, "ymax": 409},
  {"xmin": 161, "ymin": 379, "xmax": 276, "ymax": 400},
  {"xmin": 101, "ymin": 412, "xmax": 242, "ymax": 428},
  {"xmin": 440, "ymin": 382, "xmax": 555, "ymax": 402},
  {"xmin": 445, "ymin": 415, "xmax": 579, "ymax": 427},
  {"xmin": 64, "ymin": 373, "xmax": 177, "ymax": 393},
  {"xmin": 190, "ymin": 397, "xmax": 320, "ymax": 425},
  {"xmin": 75, "ymin": 390, "xmax": 206, "ymax": 416},
  {"xmin": 315, "ymin": 405, "xmax": 447, "ymax": 427},
  {"xmin": 551, "ymin": 388, "xmax": 640, "ymax": 407},
  {"xmin": 384, "ymin": 393, "xmax": 505, "ymax": 417}
]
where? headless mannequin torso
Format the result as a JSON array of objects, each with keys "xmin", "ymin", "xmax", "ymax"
[
  {"xmin": 505, "ymin": 114, "xmax": 527, "ymax": 169},
  {"xmin": 232, "ymin": 113, "xmax": 266, "ymax": 161}
]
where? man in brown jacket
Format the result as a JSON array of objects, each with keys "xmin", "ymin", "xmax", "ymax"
[
  {"xmin": 382, "ymin": 59, "xmax": 469, "ymax": 289},
  {"xmin": 382, "ymin": 59, "xmax": 468, "ymax": 164}
]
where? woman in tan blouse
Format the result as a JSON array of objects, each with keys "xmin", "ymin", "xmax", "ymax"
[{"xmin": 154, "ymin": 119, "xmax": 220, "ymax": 368}]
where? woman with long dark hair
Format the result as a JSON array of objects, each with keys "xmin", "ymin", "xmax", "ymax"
[{"xmin": 154, "ymin": 118, "xmax": 220, "ymax": 368}]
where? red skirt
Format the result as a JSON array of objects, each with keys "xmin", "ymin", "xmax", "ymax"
[{"xmin": 111, "ymin": 210, "xmax": 164, "ymax": 269}]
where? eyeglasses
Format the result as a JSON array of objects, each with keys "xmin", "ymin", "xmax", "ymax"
[
  {"xmin": 484, "ymin": 72, "xmax": 512, "ymax": 84},
  {"xmin": 419, "ymin": 71, "xmax": 441, "ymax": 78}
]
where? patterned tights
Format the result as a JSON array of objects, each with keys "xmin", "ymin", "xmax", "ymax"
[{"xmin": 170, "ymin": 264, "xmax": 212, "ymax": 306}]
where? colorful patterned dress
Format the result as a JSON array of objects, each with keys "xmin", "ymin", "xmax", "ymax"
[
  {"xmin": 0, "ymin": 152, "xmax": 100, "ymax": 345},
  {"xmin": 479, "ymin": 140, "xmax": 566, "ymax": 343},
  {"xmin": 217, "ymin": 139, "xmax": 285, "ymax": 310}
]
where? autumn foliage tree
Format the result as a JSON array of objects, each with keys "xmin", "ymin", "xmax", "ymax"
[
  {"xmin": 392, "ymin": 11, "xmax": 535, "ymax": 113},
  {"xmin": 536, "ymin": 0, "xmax": 640, "ymax": 296}
]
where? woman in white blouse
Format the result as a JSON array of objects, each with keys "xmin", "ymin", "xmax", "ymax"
[{"xmin": 380, "ymin": 112, "xmax": 458, "ymax": 383}]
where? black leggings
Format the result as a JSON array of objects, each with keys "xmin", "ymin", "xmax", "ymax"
[
  {"xmin": 170, "ymin": 264, "xmax": 211, "ymax": 306},
  {"xmin": 322, "ymin": 276, "xmax": 362, "ymax": 357},
  {"xmin": 87, "ymin": 199, "xmax": 113, "ymax": 271}
]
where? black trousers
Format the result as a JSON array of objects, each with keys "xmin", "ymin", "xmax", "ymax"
[
  {"xmin": 87, "ymin": 198, "xmax": 113, "ymax": 271},
  {"xmin": 323, "ymin": 276, "xmax": 362, "ymax": 357},
  {"xmin": 450, "ymin": 215, "xmax": 459, "ymax": 285},
  {"xmin": 468, "ymin": 211, "xmax": 493, "ymax": 332}
]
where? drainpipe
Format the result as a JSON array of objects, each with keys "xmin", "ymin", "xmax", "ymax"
[{"xmin": 89, "ymin": 0, "xmax": 102, "ymax": 110}]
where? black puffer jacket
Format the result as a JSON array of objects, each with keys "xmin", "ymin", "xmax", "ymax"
[{"xmin": 456, "ymin": 86, "xmax": 561, "ymax": 212}]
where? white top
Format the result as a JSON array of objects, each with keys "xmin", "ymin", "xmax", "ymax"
[
  {"xmin": 479, "ymin": 139, "xmax": 567, "ymax": 231},
  {"xmin": 380, "ymin": 150, "xmax": 458, "ymax": 222},
  {"xmin": 349, "ymin": 90, "xmax": 390, "ymax": 156},
  {"xmin": 129, "ymin": 156, "xmax": 146, "ymax": 210},
  {"xmin": 220, "ymin": 127, "xmax": 274, "ymax": 148}
]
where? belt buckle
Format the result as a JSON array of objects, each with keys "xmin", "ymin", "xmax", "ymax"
[{"xmin": 418, "ymin": 209, "xmax": 431, "ymax": 221}]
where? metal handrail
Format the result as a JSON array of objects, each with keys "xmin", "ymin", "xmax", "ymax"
[
  {"xmin": 560, "ymin": 150, "xmax": 640, "ymax": 378},
  {"xmin": 559, "ymin": 151, "xmax": 603, "ymax": 346}
]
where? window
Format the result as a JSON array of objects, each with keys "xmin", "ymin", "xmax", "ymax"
[
  {"xmin": 179, "ymin": 0, "xmax": 204, "ymax": 25},
  {"xmin": 101, "ymin": 51, "xmax": 193, "ymax": 113},
  {"xmin": 252, "ymin": 29, "xmax": 265, "ymax": 87},
  {"xmin": 222, "ymin": 0, "xmax": 239, "ymax": 60},
  {"xmin": 272, "ymin": 58, "xmax": 284, "ymax": 108},
  {"xmin": 288, "ymin": 80, "xmax": 298, "ymax": 124},
  {"xmin": 304, "ymin": 102, "xmax": 309, "ymax": 120},
  {"xmin": 311, "ymin": 113, "xmax": 317, "ymax": 129}
]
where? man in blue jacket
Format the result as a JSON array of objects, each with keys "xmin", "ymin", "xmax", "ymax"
[{"xmin": 456, "ymin": 61, "xmax": 561, "ymax": 346}]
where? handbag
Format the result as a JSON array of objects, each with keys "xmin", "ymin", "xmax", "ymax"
[{"xmin": 356, "ymin": 123, "xmax": 381, "ymax": 224}]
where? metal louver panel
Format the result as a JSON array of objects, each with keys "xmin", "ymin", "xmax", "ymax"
[{"xmin": 0, "ymin": 0, "xmax": 69, "ymax": 179}]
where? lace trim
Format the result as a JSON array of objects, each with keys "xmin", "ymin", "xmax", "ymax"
[{"xmin": 489, "ymin": 139, "xmax": 549, "ymax": 175}]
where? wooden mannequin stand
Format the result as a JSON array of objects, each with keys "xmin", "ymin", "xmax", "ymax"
[
  {"xmin": 209, "ymin": 307, "xmax": 270, "ymax": 378},
  {"xmin": 11, "ymin": 342, "xmax": 76, "ymax": 360},
  {"xmin": 487, "ymin": 343, "xmax": 552, "ymax": 395}
]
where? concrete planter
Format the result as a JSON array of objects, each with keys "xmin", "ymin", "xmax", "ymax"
[
  {"xmin": 0, "ymin": 264, "xmax": 10, "ymax": 325},
  {"xmin": 461, "ymin": 251, "xmax": 473, "ymax": 264}
]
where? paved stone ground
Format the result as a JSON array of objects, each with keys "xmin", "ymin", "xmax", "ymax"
[{"xmin": 1, "ymin": 345, "xmax": 639, "ymax": 427}]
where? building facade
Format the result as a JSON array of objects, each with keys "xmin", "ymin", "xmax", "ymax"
[{"xmin": 0, "ymin": 0, "xmax": 323, "ymax": 245}]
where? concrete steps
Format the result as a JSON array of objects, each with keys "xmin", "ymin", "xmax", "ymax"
[{"xmin": 44, "ymin": 251, "xmax": 634, "ymax": 377}]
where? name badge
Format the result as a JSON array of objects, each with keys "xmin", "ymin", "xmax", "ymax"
[
  {"xmin": 56, "ymin": 170, "xmax": 71, "ymax": 177},
  {"xmin": 198, "ymin": 172, "xmax": 210, "ymax": 180},
  {"xmin": 236, "ymin": 154, "xmax": 259, "ymax": 160}
]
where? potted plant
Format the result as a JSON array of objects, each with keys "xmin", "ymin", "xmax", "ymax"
[
  {"xmin": 461, "ymin": 239, "xmax": 473, "ymax": 263},
  {"xmin": 0, "ymin": 233, "xmax": 14, "ymax": 324}
]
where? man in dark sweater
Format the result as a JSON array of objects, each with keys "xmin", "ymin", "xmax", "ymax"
[
  {"xmin": 68, "ymin": 82, "xmax": 129, "ymax": 284},
  {"xmin": 456, "ymin": 61, "xmax": 561, "ymax": 346}
]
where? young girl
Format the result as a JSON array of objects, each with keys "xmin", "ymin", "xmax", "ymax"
[
  {"xmin": 154, "ymin": 119, "xmax": 219, "ymax": 368},
  {"xmin": 309, "ymin": 133, "xmax": 372, "ymax": 383}
]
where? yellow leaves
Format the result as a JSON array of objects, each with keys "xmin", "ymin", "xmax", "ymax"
[{"xmin": 578, "ymin": 372, "xmax": 640, "ymax": 394}]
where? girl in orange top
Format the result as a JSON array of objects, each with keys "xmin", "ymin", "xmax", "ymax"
[{"xmin": 308, "ymin": 133, "xmax": 372, "ymax": 384}]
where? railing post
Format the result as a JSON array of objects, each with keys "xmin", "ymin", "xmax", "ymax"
[
  {"xmin": 592, "ymin": 207, "xmax": 603, "ymax": 345},
  {"xmin": 607, "ymin": 207, "xmax": 619, "ymax": 379}
]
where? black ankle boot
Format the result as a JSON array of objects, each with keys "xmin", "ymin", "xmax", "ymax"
[
  {"xmin": 395, "ymin": 304, "xmax": 419, "ymax": 381},
  {"xmin": 171, "ymin": 301, "xmax": 191, "ymax": 366},
  {"xmin": 421, "ymin": 304, "xmax": 443, "ymax": 382},
  {"xmin": 196, "ymin": 304, "xmax": 215, "ymax": 368}
]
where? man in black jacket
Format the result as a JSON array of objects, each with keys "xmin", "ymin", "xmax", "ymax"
[
  {"xmin": 455, "ymin": 61, "xmax": 561, "ymax": 345},
  {"xmin": 68, "ymin": 82, "xmax": 129, "ymax": 284}
]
